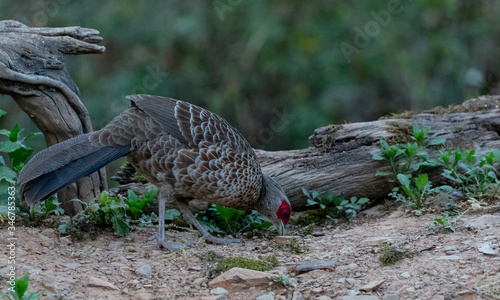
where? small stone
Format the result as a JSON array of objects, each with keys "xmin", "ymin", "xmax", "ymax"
[
  {"xmin": 363, "ymin": 236, "xmax": 399, "ymax": 246},
  {"xmin": 274, "ymin": 236, "xmax": 297, "ymax": 245},
  {"xmin": 292, "ymin": 291, "xmax": 305, "ymax": 300},
  {"xmin": 135, "ymin": 264, "xmax": 152, "ymax": 278},
  {"xmin": 460, "ymin": 275, "xmax": 470, "ymax": 280},
  {"xmin": 338, "ymin": 278, "xmax": 346, "ymax": 283},
  {"xmin": 382, "ymin": 292, "xmax": 400, "ymax": 300},
  {"xmin": 337, "ymin": 263, "xmax": 358, "ymax": 271},
  {"xmin": 400, "ymin": 272, "xmax": 410, "ymax": 278},
  {"xmin": 406, "ymin": 287, "xmax": 415, "ymax": 292},
  {"xmin": 468, "ymin": 214, "xmax": 500, "ymax": 228},
  {"xmin": 210, "ymin": 287, "xmax": 228, "ymax": 295},
  {"xmin": 359, "ymin": 205, "xmax": 383, "ymax": 217},
  {"xmin": 317, "ymin": 296, "xmax": 332, "ymax": 300},
  {"xmin": 342, "ymin": 296, "xmax": 379, "ymax": 300},
  {"xmin": 193, "ymin": 277, "xmax": 206, "ymax": 286},
  {"xmin": 359, "ymin": 279, "xmax": 385, "ymax": 292},
  {"xmin": 189, "ymin": 265, "xmax": 203, "ymax": 271},
  {"xmin": 311, "ymin": 287, "xmax": 323, "ymax": 293},
  {"xmin": 438, "ymin": 255, "xmax": 461, "ymax": 260},
  {"xmin": 477, "ymin": 242, "xmax": 499, "ymax": 255},
  {"xmin": 108, "ymin": 241, "xmax": 124, "ymax": 250},
  {"xmin": 294, "ymin": 260, "xmax": 335, "ymax": 274},
  {"xmin": 208, "ymin": 268, "xmax": 270, "ymax": 291},
  {"xmin": 256, "ymin": 294, "xmax": 274, "ymax": 300},
  {"xmin": 346, "ymin": 278, "xmax": 361, "ymax": 287},
  {"xmin": 87, "ymin": 276, "xmax": 119, "ymax": 290}
]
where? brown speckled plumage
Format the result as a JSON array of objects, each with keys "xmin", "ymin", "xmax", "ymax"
[
  {"xmin": 18, "ymin": 94, "xmax": 291, "ymax": 251},
  {"xmin": 91, "ymin": 95, "xmax": 263, "ymax": 209}
]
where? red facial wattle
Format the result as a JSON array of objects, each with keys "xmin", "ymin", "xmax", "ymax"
[{"xmin": 277, "ymin": 201, "xmax": 291, "ymax": 224}]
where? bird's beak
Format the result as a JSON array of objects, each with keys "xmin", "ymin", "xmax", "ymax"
[{"xmin": 274, "ymin": 220, "xmax": 286, "ymax": 236}]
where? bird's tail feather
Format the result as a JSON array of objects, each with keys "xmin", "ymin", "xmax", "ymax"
[{"xmin": 18, "ymin": 133, "xmax": 130, "ymax": 205}]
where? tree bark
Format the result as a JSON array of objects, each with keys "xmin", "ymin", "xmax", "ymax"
[
  {"xmin": 0, "ymin": 20, "xmax": 106, "ymax": 215},
  {"xmin": 256, "ymin": 95, "xmax": 500, "ymax": 211}
]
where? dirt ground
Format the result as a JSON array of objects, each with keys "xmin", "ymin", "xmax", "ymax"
[{"xmin": 1, "ymin": 204, "xmax": 499, "ymax": 300}]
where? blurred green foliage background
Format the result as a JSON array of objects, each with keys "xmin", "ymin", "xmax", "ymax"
[{"xmin": 1, "ymin": 0, "xmax": 499, "ymax": 154}]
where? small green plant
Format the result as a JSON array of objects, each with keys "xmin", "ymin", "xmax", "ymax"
[
  {"xmin": 269, "ymin": 274, "xmax": 290, "ymax": 287},
  {"xmin": 433, "ymin": 213, "xmax": 455, "ymax": 232},
  {"xmin": 198, "ymin": 251, "xmax": 278, "ymax": 279},
  {"xmin": 124, "ymin": 187, "xmax": 157, "ymax": 219},
  {"xmin": 303, "ymin": 188, "xmax": 369, "ymax": 219},
  {"xmin": 0, "ymin": 109, "xmax": 41, "ymax": 184},
  {"xmin": 276, "ymin": 237, "xmax": 308, "ymax": 254},
  {"xmin": 439, "ymin": 148, "xmax": 500, "ymax": 200},
  {"xmin": 378, "ymin": 244, "xmax": 406, "ymax": 266},
  {"xmin": 1, "ymin": 274, "xmax": 41, "ymax": 300},
  {"xmin": 25, "ymin": 197, "xmax": 64, "ymax": 227},
  {"xmin": 196, "ymin": 204, "xmax": 272, "ymax": 236}
]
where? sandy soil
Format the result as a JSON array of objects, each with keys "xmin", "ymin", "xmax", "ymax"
[{"xmin": 1, "ymin": 205, "xmax": 499, "ymax": 300}]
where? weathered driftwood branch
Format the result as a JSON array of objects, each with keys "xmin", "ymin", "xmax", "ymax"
[
  {"xmin": 257, "ymin": 95, "xmax": 500, "ymax": 211},
  {"xmin": 0, "ymin": 20, "xmax": 106, "ymax": 214}
]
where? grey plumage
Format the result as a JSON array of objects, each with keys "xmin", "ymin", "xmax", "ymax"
[{"xmin": 18, "ymin": 94, "xmax": 291, "ymax": 251}]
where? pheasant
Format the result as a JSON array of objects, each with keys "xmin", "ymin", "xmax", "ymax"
[{"xmin": 18, "ymin": 95, "xmax": 292, "ymax": 251}]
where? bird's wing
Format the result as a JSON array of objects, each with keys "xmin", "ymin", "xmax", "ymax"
[{"xmin": 126, "ymin": 94, "xmax": 254, "ymax": 153}]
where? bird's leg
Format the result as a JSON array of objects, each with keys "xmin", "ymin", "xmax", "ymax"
[
  {"xmin": 156, "ymin": 186, "xmax": 193, "ymax": 252},
  {"xmin": 176, "ymin": 201, "xmax": 243, "ymax": 245}
]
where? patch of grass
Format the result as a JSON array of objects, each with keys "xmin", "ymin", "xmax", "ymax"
[
  {"xmin": 269, "ymin": 274, "xmax": 291, "ymax": 287},
  {"xmin": 379, "ymin": 244, "xmax": 406, "ymax": 266},
  {"xmin": 275, "ymin": 237, "xmax": 308, "ymax": 254},
  {"xmin": 23, "ymin": 197, "xmax": 64, "ymax": 227},
  {"xmin": 433, "ymin": 213, "xmax": 455, "ymax": 232},
  {"xmin": 198, "ymin": 251, "xmax": 279, "ymax": 279}
]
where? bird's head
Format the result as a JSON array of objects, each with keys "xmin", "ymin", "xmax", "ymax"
[{"xmin": 256, "ymin": 174, "xmax": 291, "ymax": 235}]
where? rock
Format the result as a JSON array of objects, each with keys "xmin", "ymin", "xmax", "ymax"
[
  {"xmin": 382, "ymin": 292, "xmax": 400, "ymax": 300},
  {"xmin": 342, "ymin": 296, "xmax": 379, "ymax": 300},
  {"xmin": 468, "ymin": 214, "xmax": 500, "ymax": 227},
  {"xmin": 317, "ymin": 296, "xmax": 332, "ymax": 300},
  {"xmin": 406, "ymin": 286, "xmax": 415, "ymax": 292},
  {"xmin": 135, "ymin": 264, "xmax": 152, "ymax": 278},
  {"xmin": 346, "ymin": 278, "xmax": 361, "ymax": 287},
  {"xmin": 57, "ymin": 262, "xmax": 81, "ymax": 270},
  {"xmin": 193, "ymin": 277, "xmax": 207, "ymax": 286},
  {"xmin": 477, "ymin": 242, "xmax": 499, "ymax": 255},
  {"xmin": 360, "ymin": 205, "xmax": 383, "ymax": 217},
  {"xmin": 210, "ymin": 287, "xmax": 229, "ymax": 295},
  {"xmin": 359, "ymin": 279, "xmax": 385, "ymax": 292},
  {"xmin": 444, "ymin": 246, "xmax": 460, "ymax": 255},
  {"xmin": 294, "ymin": 260, "xmax": 336, "ymax": 274},
  {"xmin": 337, "ymin": 263, "xmax": 358, "ymax": 271},
  {"xmin": 438, "ymin": 255, "xmax": 461, "ymax": 260},
  {"xmin": 87, "ymin": 276, "xmax": 119, "ymax": 290},
  {"xmin": 400, "ymin": 272, "xmax": 410, "ymax": 278},
  {"xmin": 208, "ymin": 268, "xmax": 271, "ymax": 291},
  {"xmin": 108, "ymin": 241, "xmax": 124, "ymax": 250},
  {"xmin": 189, "ymin": 265, "xmax": 203, "ymax": 271},
  {"xmin": 256, "ymin": 293, "xmax": 274, "ymax": 300},
  {"xmin": 292, "ymin": 291, "xmax": 305, "ymax": 300},
  {"xmin": 275, "ymin": 236, "xmax": 297, "ymax": 245},
  {"xmin": 363, "ymin": 236, "xmax": 399, "ymax": 246}
]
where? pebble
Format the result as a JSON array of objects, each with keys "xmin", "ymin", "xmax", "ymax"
[
  {"xmin": 342, "ymin": 296, "xmax": 379, "ymax": 300},
  {"xmin": 437, "ymin": 255, "xmax": 461, "ymax": 260},
  {"xmin": 316, "ymin": 296, "xmax": 332, "ymax": 300},
  {"xmin": 400, "ymin": 272, "xmax": 410, "ymax": 278},
  {"xmin": 382, "ymin": 292, "xmax": 400, "ymax": 300},
  {"xmin": 210, "ymin": 287, "xmax": 228, "ymax": 295},
  {"xmin": 477, "ymin": 242, "xmax": 499, "ymax": 255},
  {"xmin": 337, "ymin": 263, "xmax": 358, "ymax": 271},
  {"xmin": 363, "ymin": 236, "xmax": 399, "ymax": 246},
  {"xmin": 292, "ymin": 291, "xmax": 305, "ymax": 300},
  {"xmin": 87, "ymin": 276, "xmax": 119, "ymax": 290},
  {"xmin": 346, "ymin": 278, "xmax": 361, "ymax": 287},
  {"xmin": 294, "ymin": 260, "xmax": 335, "ymax": 274},
  {"xmin": 256, "ymin": 293, "xmax": 274, "ymax": 300},
  {"xmin": 359, "ymin": 279, "xmax": 385, "ymax": 292},
  {"xmin": 135, "ymin": 265, "xmax": 152, "ymax": 278}
]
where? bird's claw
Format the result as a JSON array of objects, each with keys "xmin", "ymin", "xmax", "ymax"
[
  {"xmin": 157, "ymin": 240, "xmax": 193, "ymax": 252},
  {"xmin": 202, "ymin": 235, "xmax": 243, "ymax": 246}
]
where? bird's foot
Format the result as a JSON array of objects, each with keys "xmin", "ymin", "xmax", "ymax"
[
  {"xmin": 157, "ymin": 240, "xmax": 193, "ymax": 252},
  {"xmin": 202, "ymin": 234, "xmax": 243, "ymax": 246}
]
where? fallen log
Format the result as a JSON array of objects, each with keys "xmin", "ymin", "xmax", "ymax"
[{"xmin": 257, "ymin": 95, "xmax": 500, "ymax": 211}]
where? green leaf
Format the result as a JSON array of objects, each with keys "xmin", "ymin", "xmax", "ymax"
[
  {"xmin": 306, "ymin": 199, "xmax": 318, "ymax": 206},
  {"xmin": 0, "ymin": 109, "xmax": 6, "ymax": 118},
  {"xmin": 311, "ymin": 191, "xmax": 319, "ymax": 199},
  {"xmin": 0, "ymin": 141, "xmax": 22, "ymax": 153},
  {"xmin": 375, "ymin": 171, "xmax": 390, "ymax": 177},
  {"xmin": 0, "ymin": 129, "xmax": 9, "ymax": 137},
  {"xmin": 372, "ymin": 154, "xmax": 385, "ymax": 160},
  {"xmin": 415, "ymin": 173, "xmax": 428, "ymax": 190},
  {"xmin": 9, "ymin": 124, "xmax": 19, "ymax": 142},
  {"xmin": 15, "ymin": 274, "xmax": 30, "ymax": 299},
  {"xmin": 110, "ymin": 214, "xmax": 129, "ymax": 236},
  {"xmin": 142, "ymin": 187, "xmax": 158, "ymax": 203},
  {"xmin": 165, "ymin": 209, "xmax": 181, "ymax": 221},
  {"xmin": 397, "ymin": 174, "xmax": 411, "ymax": 189},
  {"xmin": 434, "ymin": 218, "xmax": 444, "ymax": 225},
  {"xmin": 428, "ymin": 137, "xmax": 446, "ymax": 146},
  {"xmin": 0, "ymin": 165, "xmax": 17, "ymax": 184},
  {"xmin": 127, "ymin": 190, "xmax": 139, "ymax": 202},
  {"xmin": 301, "ymin": 188, "xmax": 310, "ymax": 198},
  {"xmin": 379, "ymin": 139, "xmax": 389, "ymax": 150},
  {"xmin": 357, "ymin": 197, "xmax": 370, "ymax": 204}
]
